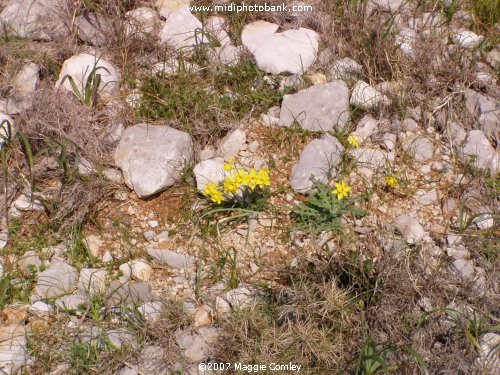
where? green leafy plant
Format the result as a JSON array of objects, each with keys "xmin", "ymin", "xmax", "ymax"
[
  {"xmin": 61, "ymin": 60, "xmax": 110, "ymax": 107},
  {"xmin": 292, "ymin": 179, "xmax": 366, "ymax": 234}
]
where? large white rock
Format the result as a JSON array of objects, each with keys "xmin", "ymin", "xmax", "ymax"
[
  {"xmin": 114, "ymin": 124, "xmax": 193, "ymax": 198},
  {"xmin": 452, "ymin": 30, "xmax": 484, "ymax": 50},
  {"xmin": 350, "ymin": 81, "xmax": 390, "ymax": 108},
  {"xmin": 125, "ymin": 7, "xmax": 160, "ymax": 37},
  {"xmin": 156, "ymin": 0, "xmax": 190, "ymax": 18},
  {"xmin": 241, "ymin": 20, "xmax": 319, "ymax": 74},
  {"xmin": 279, "ymin": 81, "xmax": 350, "ymax": 132},
  {"xmin": 461, "ymin": 130, "xmax": 499, "ymax": 174},
  {"xmin": 290, "ymin": 135, "xmax": 344, "ymax": 193},
  {"xmin": 159, "ymin": 6, "xmax": 203, "ymax": 49},
  {"xmin": 54, "ymin": 53, "xmax": 120, "ymax": 100},
  {"xmin": 193, "ymin": 158, "xmax": 225, "ymax": 193},
  {"xmin": 0, "ymin": 112, "xmax": 15, "ymax": 148},
  {"xmin": 0, "ymin": 62, "xmax": 39, "ymax": 114},
  {"xmin": 34, "ymin": 260, "xmax": 78, "ymax": 299},
  {"xmin": 0, "ymin": 0, "xmax": 68, "ymax": 40},
  {"xmin": 216, "ymin": 128, "xmax": 246, "ymax": 158},
  {"xmin": 0, "ymin": 324, "xmax": 26, "ymax": 374}
]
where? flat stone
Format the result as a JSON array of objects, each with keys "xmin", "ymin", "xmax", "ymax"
[
  {"xmin": 472, "ymin": 214, "xmax": 494, "ymax": 230},
  {"xmin": 193, "ymin": 158, "xmax": 225, "ymax": 193},
  {"xmin": 464, "ymin": 91, "xmax": 499, "ymax": 138},
  {"xmin": 77, "ymin": 268, "xmax": 107, "ymax": 296},
  {"xmin": 351, "ymin": 147, "xmax": 388, "ymax": 170},
  {"xmin": 451, "ymin": 258, "xmax": 475, "ymax": 280},
  {"xmin": 0, "ymin": 62, "xmax": 38, "ymax": 115},
  {"xmin": 125, "ymin": 7, "xmax": 160, "ymax": 37},
  {"xmin": 30, "ymin": 301, "xmax": 51, "ymax": 313},
  {"xmin": 351, "ymin": 114, "xmax": 378, "ymax": 142},
  {"xmin": 147, "ymin": 248, "xmax": 196, "ymax": 269},
  {"xmin": 0, "ymin": 0, "xmax": 68, "ymax": 40},
  {"xmin": 216, "ymin": 129, "xmax": 246, "ymax": 158},
  {"xmin": 128, "ymin": 259, "xmax": 153, "ymax": 282},
  {"xmin": 394, "ymin": 214, "xmax": 426, "ymax": 244},
  {"xmin": 55, "ymin": 292, "xmax": 87, "ymax": 310},
  {"xmin": 75, "ymin": 12, "xmax": 111, "ymax": 46},
  {"xmin": 138, "ymin": 301, "xmax": 163, "ymax": 322},
  {"xmin": 402, "ymin": 136, "xmax": 434, "ymax": 162},
  {"xmin": 105, "ymin": 281, "xmax": 152, "ymax": 306},
  {"xmin": 461, "ymin": 130, "xmax": 499, "ymax": 174},
  {"xmin": 279, "ymin": 81, "xmax": 350, "ymax": 132},
  {"xmin": 34, "ymin": 260, "xmax": 78, "ymax": 299},
  {"xmin": 328, "ymin": 57, "xmax": 363, "ymax": 81},
  {"xmin": 290, "ymin": 135, "xmax": 344, "ymax": 193},
  {"xmin": 159, "ymin": 7, "xmax": 203, "ymax": 49},
  {"xmin": 106, "ymin": 329, "xmax": 138, "ymax": 350},
  {"xmin": 350, "ymin": 81, "xmax": 390, "ymax": 108},
  {"xmin": 242, "ymin": 20, "xmax": 318, "ymax": 74},
  {"xmin": 418, "ymin": 189, "xmax": 438, "ymax": 205},
  {"xmin": 446, "ymin": 246, "xmax": 470, "ymax": 260},
  {"xmin": 13, "ymin": 194, "xmax": 44, "ymax": 212},
  {"xmin": 0, "ymin": 324, "xmax": 26, "ymax": 374},
  {"xmin": 452, "ymin": 30, "xmax": 484, "ymax": 50},
  {"xmin": 54, "ymin": 53, "xmax": 120, "ymax": 99},
  {"xmin": 84, "ymin": 235, "xmax": 104, "ymax": 258},
  {"xmin": 18, "ymin": 250, "xmax": 41, "ymax": 273},
  {"xmin": 114, "ymin": 124, "xmax": 193, "ymax": 198}
]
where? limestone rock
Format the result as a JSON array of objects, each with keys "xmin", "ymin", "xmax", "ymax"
[
  {"xmin": 464, "ymin": 91, "xmax": 499, "ymax": 139},
  {"xmin": 114, "ymin": 124, "xmax": 193, "ymax": 198},
  {"xmin": 147, "ymin": 248, "xmax": 196, "ymax": 269},
  {"xmin": 77, "ymin": 268, "xmax": 107, "ymax": 296},
  {"xmin": 84, "ymin": 235, "xmax": 104, "ymax": 258},
  {"xmin": 156, "ymin": 0, "xmax": 190, "ymax": 18},
  {"xmin": 241, "ymin": 20, "xmax": 318, "ymax": 74},
  {"xmin": 159, "ymin": 7, "xmax": 203, "ymax": 49},
  {"xmin": 55, "ymin": 53, "xmax": 120, "ymax": 100},
  {"xmin": 351, "ymin": 147, "xmax": 388, "ymax": 170},
  {"xmin": 75, "ymin": 12, "xmax": 111, "ymax": 46},
  {"xmin": 34, "ymin": 260, "xmax": 78, "ymax": 299},
  {"xmin": 193, "ymin": 158, "xmax": 225, "ymax": 193},
  {"xmin": 279, "ymin": 81, "xmax": 350, "ymax": 132},
  {"xmin": 328, "ymin": 57, "xmax": 363, "ymax": 81},
  {"xmin": 0, "ymin": 0, "xmax": 68, "ymax": 40},
  {"xmin": 402, "ymin": 136, "xmax": 434, "ymax": 162},
  {"xmin": 125, "ymin": 7, "xmax": 160, "ymax": 37},
  {"xmin": 216, "ymin": 129, "xmax": 246, "ymax": 158},
  {"xmin": 394, "ymin": 214, "xmax": 426, "ymax": 244},
  {"xmin": 350, "ymin": 81, "xmax": 390, "ymax": 108},
  {"xmin": 138, "ymin": 301, "xmax": 163, "ymax": 322},
  {"xmin": 0, "ymin": 324, "xmax": 26, "ymax": 374},
  {"xmin": 0, "ymin": 62, "xmax": 39, "ymax": 114},
  {"xmin": 351, "ymin": 114, "xmax": 378, "ymax": 142},
  {"xmin": 452, "ymin": 30, "xmax": 484, "ymax": 50},
  {"xmin": 290, "ymin": 135, "xmax": 344, "ymax": 193},
  {"xmin": 461, "ymin": 130, "xmax": 499, "ymax": 174}
]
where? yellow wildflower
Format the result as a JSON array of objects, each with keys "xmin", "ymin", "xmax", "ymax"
[
  {"xmin": 210, "ymin": 189, "xmax": 225, "ymax": 204},
  {"xmin": 223, "ymin": 160, "xmax": 235, "ymax": 172},
  {"xmin": 248, "ymin": 169, "xmax": 260, "ymax": 190},
  {"xmin": 223, "ymin": 177, "xmax": 239, "ymax": 194},
  {"xmin": 347, "ymin": 135, "xmax": 360, "ymax": 148},
  {"xmin": 204, "ymin": 183, "xmax": 218, "ymax": 196},
  {"xmin": 256, "ymin": 167, "xmax": 270, "ymax": 188},
  {"xmin": 385, "ymin": 175, "xmax": 399, "ymax": 188},
  {"xmin": 332, "ymin": 179, "xmax": 351, "ymax": 200},
  {"xmin": 235, "ymin": 170, "xmax": 250, "ymax": 187}
]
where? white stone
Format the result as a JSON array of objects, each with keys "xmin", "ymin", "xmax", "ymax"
[
  {"xmin": 241, "ymin": 21, "xmax": 318, "ymax": 74},
  {"xmin": 77, "ymin": 268, "xmax": 107, "ymax": 296},
  {"xmin": 216, "ymin": 129, "xmax": 246, "ymax": 158},
  {"xmin": 13, "ymin": 194, "xmax": 44, "ymax": 212},
  {"xmin": 0, "ymin": 0, "xmax": 68, "ymax": 40},
  {"xmin": 279, "ymin": 81, "xmax": 350, "ymax": 132},
  {"xmin": 446, "ymin": 246, "xmax": 470, "ymax": 260},
  {"xmin": 114, "ymin": 124, "xmax": 193, "ymax": 198},
  {"xmin": 451, "ymin": 258, "xmax": 475, "ymax": 280},
  {"xmin": 328, "ymin": 57, "xmax": 363, "ymax": 81},
  {"xmin": 193, "ymin": 158, "xmax": 225, "ymax": 193},
  {"xmin": 18, "ymin": 250, "xmax": 41, "ymax": 272},
  {"xmin": 0, "ymin": 324, "xmax": 26, "ymax": 374},
  {"xmin": 351, "ymin": 147, "xmax": 388, "ymax": 170},
  {"xmin": 477, "ymin": 333, "xmax": 500, "ymax": 369},
  {"xmin": 452, "ymin": 30, "xmax": 484, "ymax": 50},
  {"xmin": 472, "ymin": 214, "xmax": 494, "ymax": 230},
  {"xmin": 0, "ymin": 62, "xmax": 39, "ymax": 114},
  {"xmin": 159, "ymin": 7, "xmax": 203, "ymax": 49},
  {"xmin": 464, "ymin": 92, "xmax": 499, "ymax": 138},
  {"xmin": 30, "ymin": 301, "xmax": 51, "ymax": 313},
  {"xmin": 350, "ymin": 81, "xmax": 390, "ymax": 108},
  {"xmin": 75, "ymin": 12, "xmax": 110, "ymax": 46},
  {"xmin": 394, "ymin": 214, "xmax": 426, "ymax": 244},
  {"xmin": 418, "ymin": 189, "xmax": 438, "ymax": 205},
  {"xmin": 84, "ymin": 235, "xmax": 104, "ymax": 258},
  {"xmin": 351, "ymin": 115, "xmax": 378, "ymax": 142},
  {"xmin": 125, "ymin": 7, "xmax": 160, "ymax": 37},
  {"xmin": 290, "ymin": 135, "xmax": 344, "ymax": 193},
  {"xmin": 138, "ymin": 301, "xmax": 163, "ymax": 322},
  {"xmin": 461, "ymin": 130, "xmax": 499, "ymax": 174},
  {"xmin": 371, "ymin": 0, "xmax": 404, "ymax": 11},
  {"xmin": 205, "ymin": 16, "xmax": 231, "ymax": 45},
  {"xmin": 208, "ymin": 44, "xmax": 241, "ymax": 66},
  {"xmin": 147, "ymin": 248, "xmax": 195, "ymax": 269},
  {"xmin": 102, "ymin": 168, "xmax": 123, "ymax": 183},
  {"xmin": 55, "ymin": 293, "xmax": 87, "ymax": 310},
  {"xmin": 156, "ymin": 0, "xmax": 190, "ymax": 18},
  {"xmin": 129, "ymin": 259, "xmax": 153, "ymax": 282},
  {"xmin": 55, "ymin": 53, "xmax": 120, "ymax": 100},
  {"xmin": 402, "ymin": 135, "xmax": 434, "ymax": 162},
  {"xmin": 34, "ymin": 260, "xmax": 78, "ymax": 299}
]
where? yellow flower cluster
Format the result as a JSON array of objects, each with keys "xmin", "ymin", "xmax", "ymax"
[
  {"xmin": 385, "ymin": 175, "xmax": 399, "ymax": 188},
  {"xmin": 347, "ymin": 135, "xmax": 360, "ymax": 148},
  {"xmin": 204, "ymin": 162, "xmax": 271, "ymax": 204}
]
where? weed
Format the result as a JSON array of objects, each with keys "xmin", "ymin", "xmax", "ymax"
[{"xmin": 292, "ymin": 179, "xmax": 367, "ymax": 234}]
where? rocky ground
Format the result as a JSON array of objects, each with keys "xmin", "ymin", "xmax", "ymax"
[{"xmin": 0, "ymin": 0, "xmax": 498, "ymax": 374}]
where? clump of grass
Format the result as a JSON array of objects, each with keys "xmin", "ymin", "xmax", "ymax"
[
  {"xmin": 136, "ymin": 61, "xmax": 282, "ymax": 144},
  {"xmin": 470, "ymin": 0, "xmax": 500, "ymax": 30}
]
